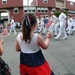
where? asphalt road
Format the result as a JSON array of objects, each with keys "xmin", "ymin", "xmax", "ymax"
[{"xmin": 1, "ymin": 32, "xmax": 75, "ymax": 75}]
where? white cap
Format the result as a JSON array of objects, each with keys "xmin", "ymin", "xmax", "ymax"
[{"xmin": 60, "ymin": 8, "xmax": 64, "ymax": 11}]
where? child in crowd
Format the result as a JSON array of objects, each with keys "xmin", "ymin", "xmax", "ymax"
[
  {"xmin": 15, "ymin": 13, "xmax": 54, "ymax": 75},
  {"xmin": 0, "ymin": 39, "xmax": 4, "ymax": 56}
]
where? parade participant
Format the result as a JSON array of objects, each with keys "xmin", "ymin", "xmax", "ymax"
[
  {"xmin": 42, "ymin": 15, "xmax": 50, "ymax": 35},
  {"xmin": 15, "ymin": 13, "xmax": 54, "ymax": 75},
  {"xmin": 0, "ymin": 23, "xmax": 3, "ymax": 33},
  {"xmin": 72, "ymin": 17, "xmax": 75, "ymax": 32},
  {"xmin": 54, "ymin": 17, "xmax": 60, "ymax": 37},
  {"xmin": 0, "ymin": 39, "xmax": 4, "ymax": 56},
  {"xmin": 50, "ymin": 12, "xmax": 57, "ymax": 32},
  {"xmin": 54, "ymin": 8, "xmax": 68, "ymax": 40},
  {"xmin": 38, "ymin": 15, "xmax": 44, "ymax": 33},
  {"xmin": 66, "ymin": 14, "xmax": 74, "ymax": 35},
  {"xmin": 34, "ymin": 16, "xmax": 40, "ymax": 33},
  {"xmin": 8, "ymin": 16, "xmax": 17, "ymax": 35}
]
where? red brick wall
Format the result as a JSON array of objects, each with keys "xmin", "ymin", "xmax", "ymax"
[
  {"xmin": 0, "ymin": 0, "xmax": 23, "ymax": 8},
  {"xmin": 8, "ymin": 8, "xmax": 23, "ymax": 22},
  {"xmin": 65, "ymin": 1, "xmax": 75, "ymax": 10},
  {"xmin": 38, "ymin": 0, "xmax": 55, "ymax": 7}
]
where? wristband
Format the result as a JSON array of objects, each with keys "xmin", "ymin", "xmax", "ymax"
[{"xmin": 46, "ymin": 36, "xmax": 50, "ymax": 39}]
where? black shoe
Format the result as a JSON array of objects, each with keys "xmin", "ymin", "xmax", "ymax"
[
  {"xmin": 71, "ymin": 33, "xmax": 73, "ymax": 35},
  {"xmin": 66, "ymin": 33, "xmax": 69, "ymax": 35},
  {"xmin": 42, "ymin": 33, "xmax": 45, "ymax": 35},
  {"xmin": 53, "ymin": 35, "xmax": 57, "ymax": 37}
]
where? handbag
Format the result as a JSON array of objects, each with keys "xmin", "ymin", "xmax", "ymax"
[{"xmin": 0, "ymin": 57, "xmax": 11, "ymax": 75}]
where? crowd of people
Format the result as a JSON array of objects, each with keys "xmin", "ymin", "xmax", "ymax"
[
  {"xmin": 0, "ymin": 8, "xmax": 75, "ymax": 75},
  {"xmin": 35, "ymin": 8, "xmax": 75, "ymax": 40}
]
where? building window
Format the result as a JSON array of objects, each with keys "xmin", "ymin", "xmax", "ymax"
[
  {"xmin": 31, "ymin": 7, "xmax": 36, "ymax": 12},
  {"xmin": 70, "ymin": 2, "xmax": 74, "ymax": 7},
  {"xmin": 43, "ymin": 0, "xmax": 48, "ymax": 3},
  {"xmin": 37, "ymin": 8, "xmax": 41, "ymax": 12},
  {"xmin": 24, "ymin": 7, "xmax": 28, "ymax": 12},
  {"xmin": 68, "ymin": 10, "xmax": 75, "ymax": 14},
  {"xmin": 37, "ymin": 7, "xmax": 48, "ymax": 13},
  {"xmin": 52, "ymin": 8, "xmax": 56, "ymax": 12},
  {"xmin": 2, "ymin": 0, "xmax": 7, "ymax": 4},
  {"xmin": 13, "ymin": 8, "xmax": 19, "ymax": 14},
  {"xmin": 44, "ymin": 8, "xmax": 48, "ymax": 12},
  {"xmin": 23, "ymin": 7, "xmax": 36, "ymax": 13},
  {"xmin": 41, "ymin": 8, "xmax": 45, "ymax": 12}
]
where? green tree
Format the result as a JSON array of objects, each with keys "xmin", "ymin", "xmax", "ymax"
[{"xmin": 54, "ymin": 11, "xmax": 60, "ymax": 17}]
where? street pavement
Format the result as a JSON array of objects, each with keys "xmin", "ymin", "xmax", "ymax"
[{"xmin": 0, "ymin": 31, "xmax": 75, "ymax": 75}]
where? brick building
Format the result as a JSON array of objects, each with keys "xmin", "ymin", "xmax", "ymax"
[{"xmin": 0, "ymin": 0, "xmax": 75, "ymax": 24}]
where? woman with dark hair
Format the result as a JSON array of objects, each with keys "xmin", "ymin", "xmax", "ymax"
[{"xmin": 15, "ymin": 13, "xmax": 54, "ymax": 75}]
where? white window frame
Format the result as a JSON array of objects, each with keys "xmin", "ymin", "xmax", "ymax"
[
  {"xmin": 41, "ymin": 8, "xmax": 45, "ymax": 12},
  {"xmin": 13, "ymin": 8, "xmax": 19, "ymax": 14},
  {"xmin": 31, "ymin": 7, "xmax": 36, "ymax": 12},
  {"xmin": 23, "ymin": 7, "xmax": 36, "ymax": 13},
  {"xmin": 37, "ymin": 7, "xmax": 48, "ymax": 13},
  {"xmin": 70, "ymin": 2, "xmax": 74, "ymax": 7},
  {"xmin": 37, "ymin": 8, "xmax": 41, "ymax": 12},
  {"xmin": 24, "ymin": 7, "xmax": 28, "ymax": 12},
  {"xmin": 52, "ymin": 8, "xmax": 56, "ymax": 12},
  {"xmin": 44, "ymin": 8, "xmax": 48, "ymax": 12},
  {"xmin": 43, "ymin": 0, "xmax": 48, "ymax": 4},
  {"xmin": 2, "ymin": 0, "xmax": 7, "ymax": 4}
]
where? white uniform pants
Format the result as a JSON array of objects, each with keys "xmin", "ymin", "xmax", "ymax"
[
  {"xmin": 56, "ymin": 22, "xmax": 67, "ymax": 38},
  {"xmin": 54, "ymin": 22, "xmax": 59, "ymax": 36},
  {"xmin": 73, "ymin": 23, "xmax": 75, "ymax": 31},
  {"xmin": 67, "ymin": 24, "xmax": 73, "ymax": 34},
  {"xmin": 8, "ymin": 25, "xmax": 16, "ymax": 34}
]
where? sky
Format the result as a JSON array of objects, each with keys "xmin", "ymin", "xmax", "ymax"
[{"xmin": 23, "ymin": 0, "xmax": 33, "ymax": 6}]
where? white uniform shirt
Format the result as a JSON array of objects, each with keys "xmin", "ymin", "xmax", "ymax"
[
  {"xmin": 37, "ymin": 18, "xmax": 40, "ymax": 25},
  {"xmin": 10, "ymin": 19, "xmax": 14, "ymax": 25},
  {"xmin": 68, "ymin": 18, "xmax": 73, "ymax": 25},
  {"xmin": 59, "ymin": 12, "xmax": 66, "ymax": 22},
  {"xmin": 50, "ymin": 15, "xmax": 57, "ymax": 23}
]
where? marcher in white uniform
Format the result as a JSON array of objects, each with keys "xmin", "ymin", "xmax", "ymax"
[
  {"xmin": 8, "ymin": 16, "xmax": 17, "ymax": 35},
  {"xmin": 54, "ymin": 17, "xmax": 60, "ymax": 37},
  {"xmin": 42, "ymin": 15, "xmax": 49, "ymax": 35},
  {"xmin": 34, "ymin": 16, "xmax": 40, "ymax": 33},
  {"xmin": 38, "ymin": 15, "xmax": 44, "ymax": 33},
  {"xmin": 73, "ymin": 17, "xmax": 75, "ymax": 32},
  {"xmin": 66, "ymin": 14, "xmax": 74, "ymax": 35},
  {"xmin": 50, "ymin": 12, "xmax": 57, "ymax": 32},
  {"xmin": 54, "ymin": 9, "xmax": 67, "ymax": 40}
]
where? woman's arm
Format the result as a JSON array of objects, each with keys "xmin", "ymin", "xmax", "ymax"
[
  {"xmin": 0, "ymin": 39, "xmax": 4, "ymax": 56},
  {"xmin": 37, "ymin": 31, "xmax": 51, "ymax": 50},
  {"xmin": 15, "ymin": 38, "xmax": 21, "ymax": 52}
]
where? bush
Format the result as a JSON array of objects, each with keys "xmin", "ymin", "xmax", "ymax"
[{"xmin": 54, "ymin": 11, "xmax": 60, "ymax": 17}]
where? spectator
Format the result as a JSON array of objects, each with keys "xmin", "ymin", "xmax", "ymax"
[
  {"xmin": 15, "ymin": 13, "xmax": 54, "ymax": 75},
  {"xmin": 0, "ymin": 39, "xmax": 4, "ymax": 56}
]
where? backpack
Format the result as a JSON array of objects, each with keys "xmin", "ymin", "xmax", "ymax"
[{"xmin": 0, "ymin": 57, "xmax": 11, "ymax": 75}]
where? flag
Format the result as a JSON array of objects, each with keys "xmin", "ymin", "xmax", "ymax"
[
  {"xmin": 45, "ymin": 20, "xmax": 53, "ymax": 28},
  {"xmin": 2, "ymin": 28, "xmax": 8, "ymax": 36}
]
